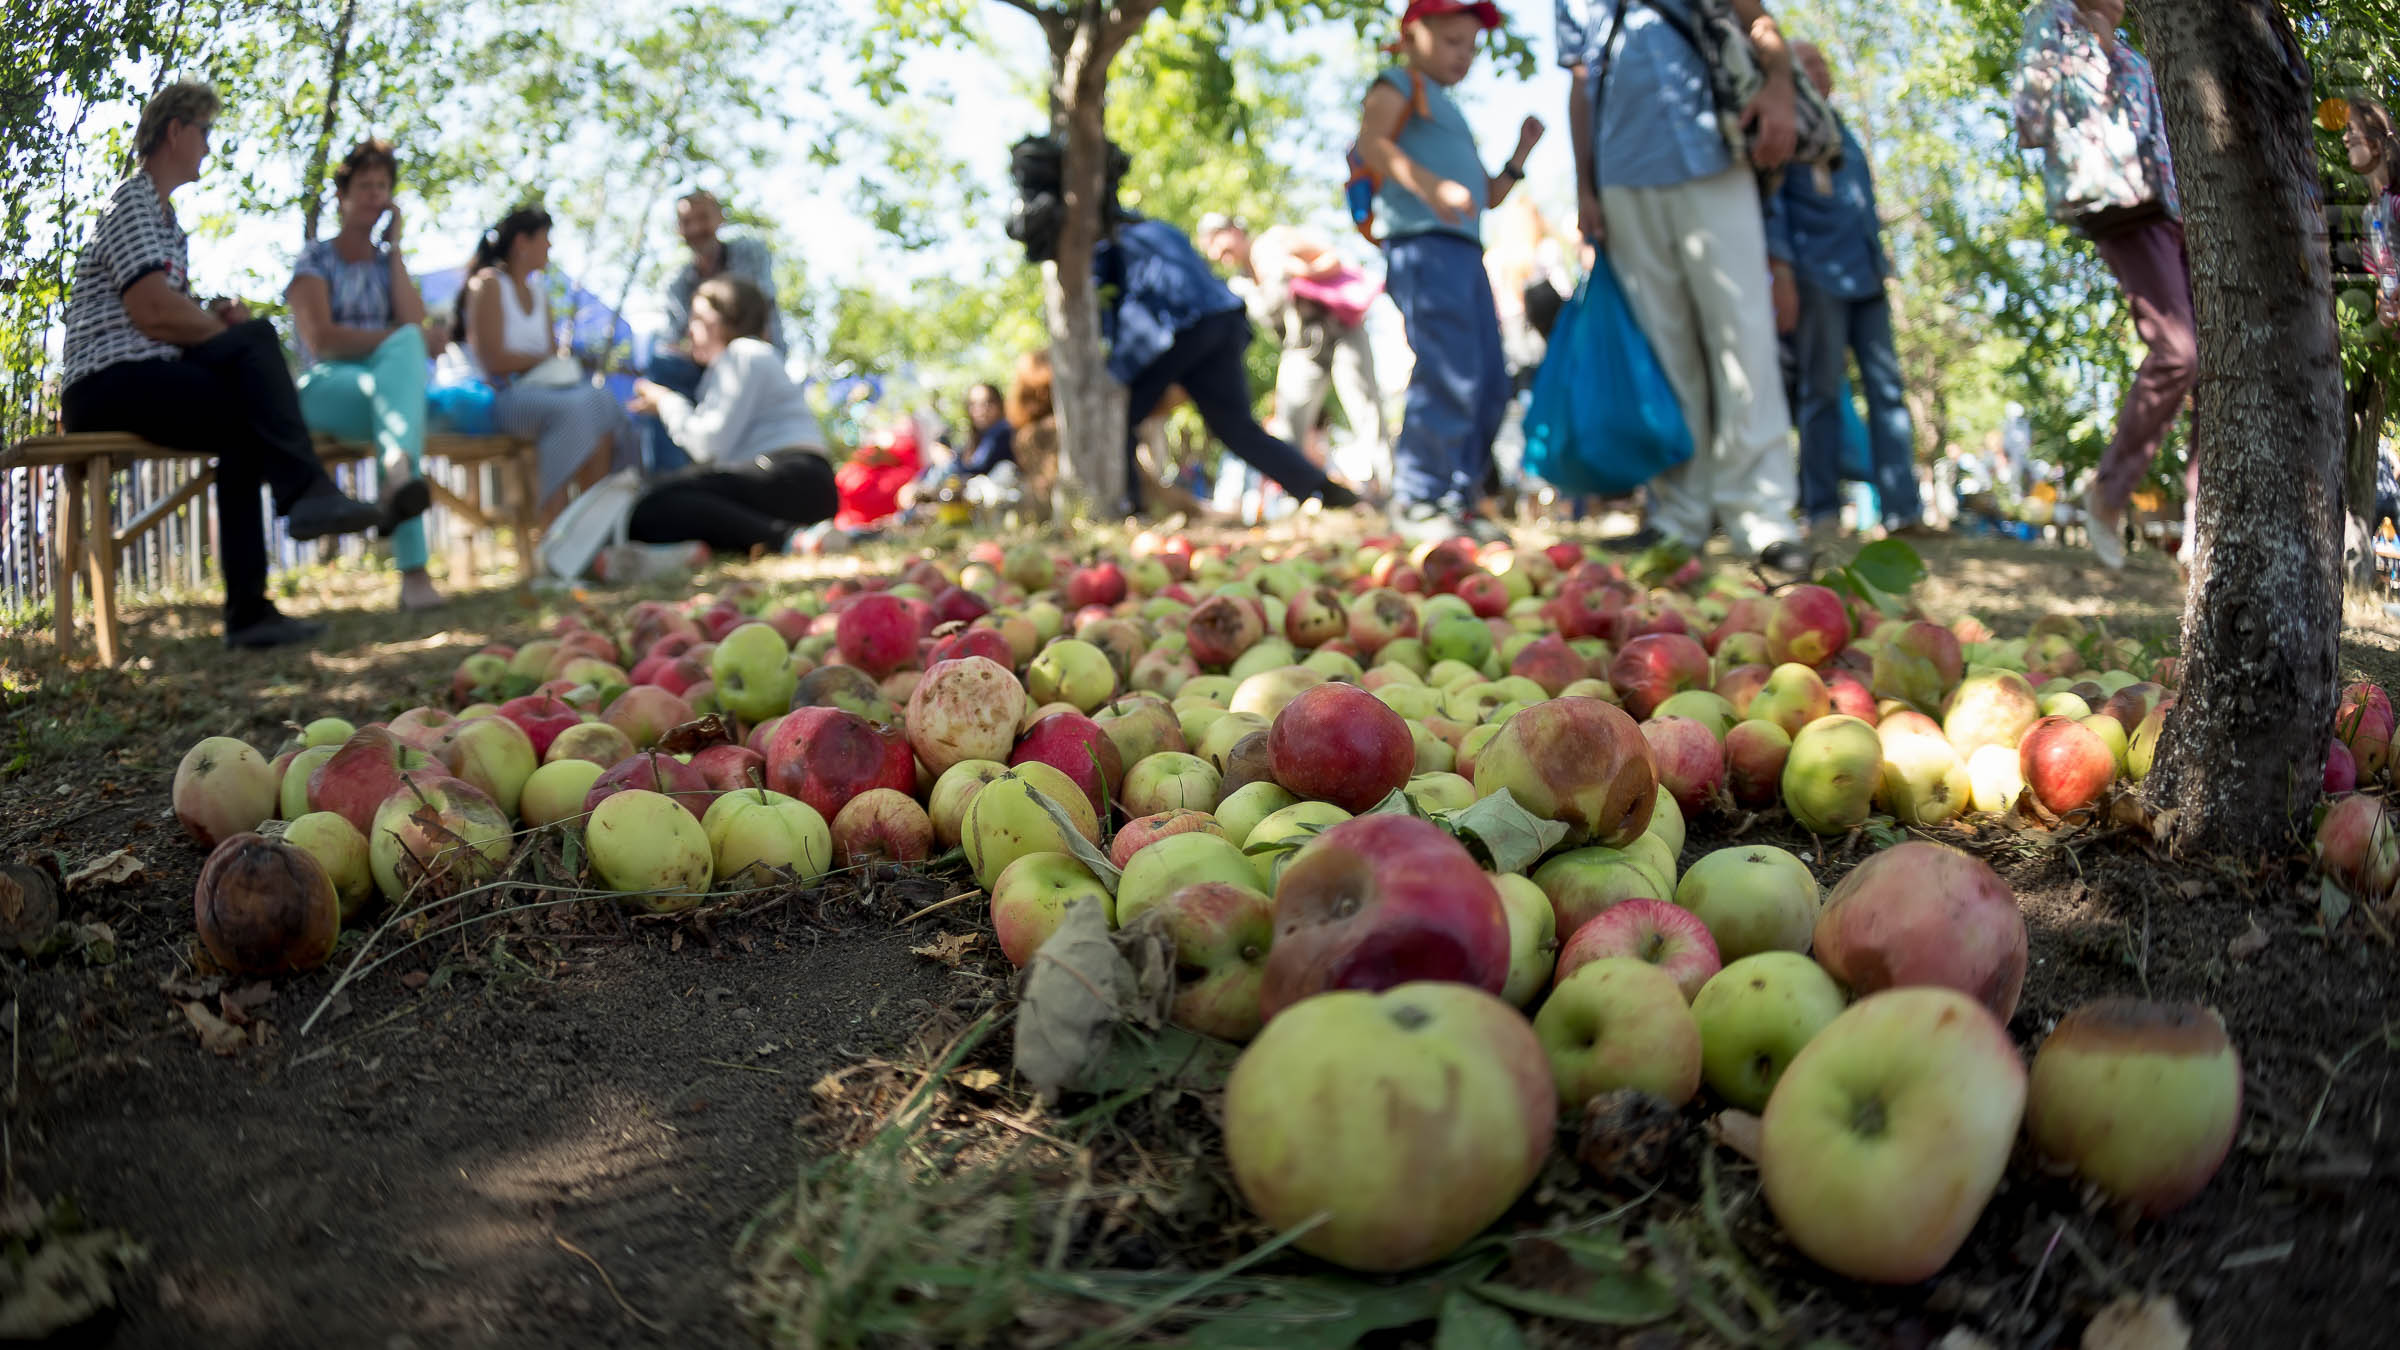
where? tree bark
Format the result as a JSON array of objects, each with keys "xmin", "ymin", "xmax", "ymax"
[
  {"xmin": 299, "ymin": 0, "xmax": 359, "ymax": 245},
  {"xmin": 2137, "ymin": 0, "xmax": 2345, "ymax": 850},
  {"xmin": 1033, "ymin": 0, "xmax": 1158, "ymax": 523}
]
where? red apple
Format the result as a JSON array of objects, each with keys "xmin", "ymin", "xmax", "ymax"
[
  {"xmin": 1266, "ymin": 683, "xmax": 1414, "ymax": 814},
  {"xmin": 585, "ymin": 750, "xmax": 712, "ymax": 823},
  {"xmin": 2018, "ymin": 714, "xmax": 2115, "ymax": 814},
  {"xmin": 688, "ymin": 743, "xmax": 767, "ymax": 795},
  {"xmin": 1765, "ymin": 584, "xmax": 1852, "ymax": 667},
  {"xmin": 1607, "ymin": 633, "xmax": 1710, "ymax": 720},
  {"xmin": 1259, "ymin": 815, "xmax": 1512, "ymax": 1021},
  {"xmin": 1471, "ymin": 698, "xmax": 1657, "ymax": 846},
  {"xmin": 834, "ymin": 593, "xmax": 917, "ymax": 679},
  {"xmin": 1010, "ymin": 711, "xmax": 1126, "ymax": 821},
  {"xmin": 306, "ymin": 725, "xmax": 432, "ymax": 835},
  {"xmin": 1186, "ymin": 594, "xmax": 1265, "ymax": 669},
  {"xmin": 1813, "ymin": 842, "xmax": 2027, "ymax": 1021},
  {"xmin": 601, "ymin": 685, "xmax": 695, "ymax": 750},
  {"xmin": 1641, "ymin": 715, "xmax": 1725, "ymax": 815},
  {"xmin": 1554, "ymin": 899, "xmax": 1721, "ymax": 1001},
  {"xmin": 1344, "ymin": 587, "xmax": 1419, "ymax": 656},
  {"xmin": 763, "ymin": 707, "xmax": 917, "ymax": 823}
]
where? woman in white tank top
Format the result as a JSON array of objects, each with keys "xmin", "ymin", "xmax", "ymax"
[{"xmin": 455, "ymin": 207, "xmax": 635, "ymax": 522}]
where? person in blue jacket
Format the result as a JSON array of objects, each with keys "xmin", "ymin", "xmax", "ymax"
[
  {"xmin": 1765, "ymin": 42, "xmax": 1928, "ymax": 539},
  {"xmin": 1093, "ymin": 216, "xmax": 1360, "ymax": 518}
]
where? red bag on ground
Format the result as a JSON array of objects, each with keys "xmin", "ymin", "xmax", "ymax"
[{"xmin": 834, "ymin": 422, "xmax": 922, "ymax": 530}]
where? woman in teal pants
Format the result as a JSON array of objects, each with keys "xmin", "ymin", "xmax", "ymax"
[{"xmin": 285, "ymin": 139, "xmax": 443, "ymax": 610}]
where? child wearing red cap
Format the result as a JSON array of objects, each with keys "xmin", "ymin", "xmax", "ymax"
[{"xmin": 1356, "ymin": 0, "xmax": 1543, "ymax": 542}]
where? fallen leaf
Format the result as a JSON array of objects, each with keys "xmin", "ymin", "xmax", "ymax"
[
  {"xmin": 398, "ymin": 970, "xmax": 429, "ymax": 990},
  {"xmin": 2228, "ymin": 917, "xmax": 2270, "ymax": 960},
  {"xmin": 178, "ymin": 1001, "xmax": 247, "ymax": 1056},
  {"xmin": 1013, "ymin": 897, "xmax": 1134, "ymax": 1102},
  {"xmin": 74, "ymin": 923, "xmax": 116, "ymax": 965},
  {"xmin": 1435, "ymin": 789, "xmax": 1571, "ymax": 876},
  {"xmin": 62, "ymin": 849, "xmax": 143, "ymax": 893},
  {"xmin": 1031, "ymin": 790, "xmax": 1122, "ymax": 890},
  {"xmin": 2083, "ymin": 1294, "xmax": 2191, "ymax": 1350},
  {"xmin": 955, "ymin": 1068, "xmax": 1002, "ymax": 1092},
  {"xmin": 1709, "ymin": 1110, "xmax": 1764, "ymax": 1164},
  {"xmin": 910, "ymin": 931, "xmax": 981, "ymax": 967},
  {"xmin": 224, "ymin": 981, "xmax": 275, "ymax": 1011},
  {"xmin": 655, "ymin": 714, "xmax": 739, "ymax": 756}
]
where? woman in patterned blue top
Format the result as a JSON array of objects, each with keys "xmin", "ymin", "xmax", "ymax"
[{"xmin": 286, "ymin": 140, "xmax": 445, "ymax": 611}]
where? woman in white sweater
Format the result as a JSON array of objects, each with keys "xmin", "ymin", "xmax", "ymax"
[{"xmin": 625, "ymin": 275, "xmax": 836, "ymax": 553}]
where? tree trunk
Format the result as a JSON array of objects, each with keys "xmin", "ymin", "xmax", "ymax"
[
  {"xmin": 2138, "ymin": 0, "xmax": 2345, "ymax": 850},
  {"xmin": 1035, "ymin": 0, "xmax": 1158, "ymax": 524},
  {"xmin": 299, "ymin": 0, "xmax": 359, "ymax": 245}
]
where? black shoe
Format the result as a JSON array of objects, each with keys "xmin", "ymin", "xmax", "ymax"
[
  {"xmin": 1319, "ymin": 481, "xmax": 1361, "ymax": 510},
  {"xmin": 1758, "ymin": 539, "xmax": 1814, "ymax": 579},
  {"xmin": 377, "ymin": 477, "xmax": 433, "ymax": 538},
  {"xmin": 285, "ymin": 482, "xmax": 384, "ymax": 541},
  {"xmin": 224, "ymin": 612, "xmax": 326, "ymax": 649},
  {"xmin": 1602, "ymin": 525, "xmax": 1665, "ymax": 552}
]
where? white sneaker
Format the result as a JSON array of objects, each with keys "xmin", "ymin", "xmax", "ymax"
[{"xmin": 2085, "ymin": 486, "xmax": 2126, "ymax": 571}]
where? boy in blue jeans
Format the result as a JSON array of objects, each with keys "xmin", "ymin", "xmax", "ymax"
[{"xmin": 1356, "ymin": 0, "xmax": 1543, "ymax": 542}]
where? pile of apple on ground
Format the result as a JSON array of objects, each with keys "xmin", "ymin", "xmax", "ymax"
[{"xmin": 177, "ymin": 525, "xmax": 2386, "ymax": 1287}]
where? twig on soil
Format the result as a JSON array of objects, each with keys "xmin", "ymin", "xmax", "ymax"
[
  {"xmin": 2019, "ymin": 1221, "xmax": 2066, "ymax": 1319},
  {"xmin": 2295, "ymin": 1018, "xmax": 2400, "ymax": 1162},
  {"xmin": 286, "ymin": 1001, "xmax": 421, "ymax": 1069},
  {"xmin": 700, "ymin": 1057, "xmax": 783, "ymax": 1076},
  {"xmin": 554, "ymin": 1233, "xmax": 669, "ymax": 1334},
  {"xmin": 900, "ymin": 890, "xmax": 980, "ymax": 924}
]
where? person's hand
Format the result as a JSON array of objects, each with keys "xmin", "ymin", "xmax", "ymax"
[
  {"xmin": 1431, "ymin": 179, "xmax": 1475, "ymax": 225},
  {"xmin": 1771, "ymin": 262, "xmax": 1800, "ymax": 335},
  {"xmin": 1516, "ymin": 116, "xmax": 1546, "ymax": 160},
  {"xmin": 209, "ymin": 298, "xmax": 251, "ymax": 326},
  {"xmin": 628, "ymin": 379, "xmax": 665, "ymax": 415},
  {"xmin": 1578, "ymin": 187, "xmax": 1606, "ymax": 245},
  {"xmin": 380, "ymin": 204, "xmax": 404, "ymax": 247},
  {"xmin": 1743, "ymin": 72, "xmax": 1800, "ymax": 170}
]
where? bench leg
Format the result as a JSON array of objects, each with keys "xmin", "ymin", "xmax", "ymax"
[
  {"xmin": 512, "ymin": 455, "xmax": 539, "ymax": 583},
  {"xmin": 53, "ymin": 463, "xmax": 85, "ymax": 665},
  {"xmin": 85, "ymin": 463, "xmax": 122, "ymax": 668}
]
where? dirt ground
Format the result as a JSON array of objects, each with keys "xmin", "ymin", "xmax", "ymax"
[{"xmin": 2, "ymin": 529, "xmax": 2396, "ymax": 1349}]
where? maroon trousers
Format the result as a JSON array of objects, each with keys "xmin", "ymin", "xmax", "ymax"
[{"xmin": 2091, "ymin": 218, "xmax": 2199, "ymax": 511}]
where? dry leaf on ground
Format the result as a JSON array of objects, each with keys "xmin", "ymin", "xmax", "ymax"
[
  {"xmin": 1013, "ymin": 898, "xmax": 1132, "ymax": 1101},
  {"xmin": 909, "ymin": 932, "xmax": 981, "ymax": 967},
  {"xmin": 63, "ymin": 849, "xmax": 143, "ymax": 892},
  {"xmin": 1709, "ymin": 1110, "xmax": 1764, "ymax": 1163},
  {"xmin": 178, "ymin": 1001, "xmax": 247, "ymax": 1056},
  {"xmin": 2227, "ymin": 917, "xmax": 2270, "ymax": 960}
]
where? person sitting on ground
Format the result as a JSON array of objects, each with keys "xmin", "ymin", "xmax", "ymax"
[
  {"xmin": 956, "ymin": 382, "xmax": 1016, "ymax": 477},
  {"xmin": 1358, "ymin": 0, "xmax": 1544, "ymax": 543},
  {"xmin": 286, "ymin": 138, "xmax": 447, "ymax": 612},
  {"xmin": 621, "ymin": 275, "xmax": 836, "ymax": 556},
  {"xmin": 57, "ymin": 80, "xmax": 425, "ymax": 649},
  {"xmin": 640, "ymin": 190, "xmax": 784, "ymax": 474},
  {"xmin": 455, "ymin": 206, "xmax": 636, "ymax": 527}
]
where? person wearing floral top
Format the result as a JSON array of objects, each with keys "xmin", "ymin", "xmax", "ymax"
[
  {"xmin": 2013, "ymin": 0, "xmax": 2193, "ymax": 571},
  {"xmin": 2345, "ymin": 98, "xmax": 2400, "ymax": 327}
]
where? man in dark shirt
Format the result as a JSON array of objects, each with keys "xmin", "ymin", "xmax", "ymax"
[{"xmin": 1766, "ymin": 43, "xmax": 1927, "ymax": 538}]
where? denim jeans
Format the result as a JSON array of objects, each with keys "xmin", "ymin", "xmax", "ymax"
[
  {"xmin": 297, "ymin": 325, "xmax": 431, "ymax": 571},
  {"xmin": 1122, "ymin": 308, "xmax": 1329, "ymax": 518},
  {"xmin": 1385, "ymin": 231, "xmax": 1509, "ymax": 511},
  {"xmin": 640, "ymin": 350, "xmax": 704, "ymax": 474},
  {"xmin": 1793, "ymin": 285, "xmax": 1921, "ymax": 527}
]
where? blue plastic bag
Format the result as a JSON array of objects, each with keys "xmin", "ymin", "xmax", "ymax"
[
  {"xmin": 1837, "ymin": 375, "xmax": 1874, "ymax": 483},
  {"xmin": 1520, "ymin": 251, "xmax": 1694, "ymax": 497}
]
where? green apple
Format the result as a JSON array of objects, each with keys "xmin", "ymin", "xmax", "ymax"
[
  {"xmin": 1533, "ymin": 956, "xmax": 1703, "ymax": 1108},
  {"xmin": 1781, "ymin": 715, "xmax": 1882, "ymax": 835},
  {"xmin": 1651, "ymin": 690, "xmax": 1736, "ymax": 739},
  {"xmin": 1531, "ymin": 845, "xmax": 1672, "ymax": 940},
  {"xmin": 1493, "ymin": 872, "xmax": 1558, "ymax": 1006},
  {"xmin": 1690, "ymin": 952, "xmax": 1847, "ymax": 1110},
  {"xmin": 1116, "ymin": 831, "xmax": 1256, "ymax": 928},
  {"xmin": 1674, "ymin": 845, "xmax": 1820, "ymax": 959},
  {"xmin": 1223, "ymin": 982, "xmax": 1556, "ymax": 1272},
  {"xmin": 1644, "ymin": 784, "xmax": 1686, "ymax": 858},
  {"xmin": 703, "ymin": 787, "xmax": 832, "ymax": 887},
  {"xmin": 990, "ymin": 851, "xmax": 1114, "ymax": 965},
  {"xmin": 1026, "ymin": 638, "xmax": 1118, "ymax": 712},
  {"xmin": 2025, "ymin": 998, "xmax": 2241, "ymax": 1216},
  {"xmin": 1121, "ymin": 750, "xmax": 1224, "ymax": 817},
  {"xmin": 1243, "ymin": 800, "xmax": 1353, "ymax": 890},
  {"xmin": 961, "ymin": 762, "xmax": 1100, "ymax": 888},
  {"xmin": 1403, "ymin": 771, "xmax": 1478, "ymax": 815},
  {"xmin": 1759, "ymin": 987, "xmax": 2025, "ymax": 1283},
  {"xmin": 1148, "ymin": 880, "xmax": 1277, "ymax": 1042},
  {"xmin": 1374, "ymin": 684, "xmax": 1445, "ymax": 722},
  {"xmin": 1214, "ymin": 779, "xmax": 1301, "ymax": 848}
]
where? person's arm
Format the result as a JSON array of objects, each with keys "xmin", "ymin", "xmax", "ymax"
[
  {"xmin": 122, "ymin": 272, "xmax": 231, "ymax": 346},
  {"xmin": 1274, "ymin": 229, "xmax": 1343, "ymax": 281},
  {"xmin": 1729, "ymin": 0, "xmax": 1798, "ymax": 170},
  {"xmin": 1567, "ymin": 65, "xmax": 1603, "ymax": 242},
  {"xmin": 655, "ymin": 344, "xmax": 764, "ymax": 465},
  {"xmin": 1486, "ymin": 117, "xmax": 1545, "ymax": 208},
  {"xmin": 285, "ymin": 274, "xmax": 397, "ymax": 361},
  {"xmin": 1358, "ymin": 80, "xmax": 1474, "ymax": 226},
  {"xmin": 463, "ymin": 271, "xmax": 546, "ymax": 377},
  {"xmin": 2012, "ymin": 6, "xmax": 2064, "ymax": 151},
  {"xmin": 383, "ymin": 207, "xmax": 426, "ymax": 328}
]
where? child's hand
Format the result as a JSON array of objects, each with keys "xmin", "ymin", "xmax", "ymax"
[
  {"xmin": 1431, "ymin": 179, "xmax": 1475, "ymax": 225},
  {"xmin": 1517, "ymin": 117, "xmax": 1546, "ymax": 157}
]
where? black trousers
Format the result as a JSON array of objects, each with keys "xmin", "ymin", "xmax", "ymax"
[
  {"xmin": 61, "ymin": 320, "xmax": 334, "ymax": 626},
  {"xmin": 626, "ymin": 451, "xmax": 838, "ymax": 554},
  {"xmin": 1124, "ymin": 308, "xmax": 1330, "ymax": 514}
]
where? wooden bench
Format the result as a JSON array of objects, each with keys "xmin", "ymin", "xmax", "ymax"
[{"xmin": 0, "ymin": 432, "xmax": 540, "ymax": 667}]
